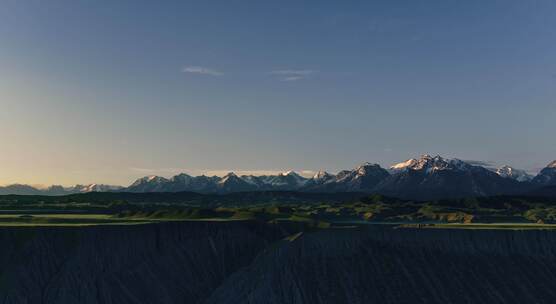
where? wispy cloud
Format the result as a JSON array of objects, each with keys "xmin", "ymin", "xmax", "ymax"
[
  {"xmin": 270, "ymin": 70, "xmax": 315, "ymax": 76},
  {"xmin": 269, "ymin": 69, "xmax": 316, "ymax": 81},
  {"xmin": 462, "ymin": 160, "xmax": 496, "ymax": 168},
  {"xmin": 182, "ymin": 66, "xmax": 223, "ymax": 76}
]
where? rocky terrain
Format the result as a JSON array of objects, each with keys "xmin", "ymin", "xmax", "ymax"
[
  {"xmin": 2, "ymin": 221, "xmax": 556, "ymax": 303},
  {"xmin": 208, "ymin": 226, "xmax": 556, "ymax": 303},
  {"xmin": 0, "ymin": 221, "xmax": 287, "ymax": 303}
]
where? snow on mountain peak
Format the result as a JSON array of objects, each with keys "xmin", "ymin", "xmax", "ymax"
[
  {"xmin": 390, "ymin": 155, "xmax": 471, "ymax": 174},
  {"xmin": 131, "ymin": 175, "xmax": 168, "ymax": 187},
  {"xmin": 281, "ymin": 170, "xmax": 300, "ymax": 177},
  {"xmin": 495, "ymin": 165, "xmax": 532, "ymax": 182},
  {"xmin": 71, "ymin": 183, "xmax": 123, "ymax": 193},
  {"xmin": 218, "ymin": 172, "xmax": 240, "ymax": 184},
  {"xmin": 390, "ymin": 159, "xmax": 418, "ymax": 170},
  {"xmin": 271, "ymin": 170, "xmax": 307, "ymax": 186},
  {"xmin": 547, "ymin": 160, "xmax": 556, "ymax": 168},
  {"xmin": 355, "ymin": 162, "xmax": 381, "ymax": 174},
  {"xmin": 313, "ymin": 170, "xmax": 332, "ymax": 180}
]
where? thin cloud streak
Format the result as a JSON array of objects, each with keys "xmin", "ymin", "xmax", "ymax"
[
  {"xmin": 182, "ymin": 66, "xmax": 223, "ymax": 76},
  {"xmin": 283, "ymin": 76, "xmax": 304, "ymax": 81},
  {"xmin": 270, "ymin": 69, "xmax": 317, "ymax": 81},
  {"xmin": 270, "ymin": 69, "xmax": 315, "ymax": 76},
  {"xmin": 462, "ymin": 160, "xmax": 496, "ymax": 168}
]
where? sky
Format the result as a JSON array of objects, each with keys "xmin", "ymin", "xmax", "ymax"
[{"xmin": 0, "ymin": 0, "xmax": 555, "ymax": 186}]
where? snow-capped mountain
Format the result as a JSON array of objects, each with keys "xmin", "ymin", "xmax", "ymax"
[
  {"xmin": 377, "ymin": 155, "xmax": 527, "ymax": 200},
  {"xmin": 389, "ymin": 155, "xmax": 471, "ymax": 173},
  {"xmin": 303, "ymin": 163, "xmax": 390, "ymax": 192},
  {"xmin": 0, "ymin": 183, "xmax": 123, "ymax": 195},
  {"xmin": 2, "ymin": 156, "xmax": 555, "ymax": 199},
  {"xmin": 263, "ymin": 171, "xmax": 308, "ymax": 190},
  {"xmin": 336, "ymin": 162, "xmax": 391, "ymax": 191},
  {"xmin": 123, "ymin": 166, "xmax": 389, "ymax": 194},
  {"xmin": 127, "ymin": 176, "xmax": 170, "ymax": 192},
  {"xmin": 216, "ymin": 173, "xmax": 258, "ymax": 193},
  {"xmin": 532, "ymin": 160, "xmax": 556, "ymax": 186},
  {"xmin": 389, "ymin": 158, "xmax": 418, "ymax": 173},
  {"xmin": 71, "ymin": 184, "xmax": 124, "ymax": 193},
  {"xmin": 495, "ymin": 165, "xmax": 533, "ymax": 182},
  {"xmin": 124, "ymin": 171, "xmax": 309, "ymax": 193},
  {"xmin": 304, "ymin": 170, "xmax": 336, "ymax": 187}
]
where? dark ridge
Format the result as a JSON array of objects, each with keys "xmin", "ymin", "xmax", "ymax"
[{"xmin": 0, "ymin": 191, "xmax": 366, "ymax": 207}]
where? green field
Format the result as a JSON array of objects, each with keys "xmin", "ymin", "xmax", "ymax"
[{"xmin": 0, "ymin": 192, "xmax": 555, "ymax": 229}]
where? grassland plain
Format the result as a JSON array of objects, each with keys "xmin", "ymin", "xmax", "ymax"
[{"xmin": 0, "ymin": 192, "xmax": 555, "ymax": 229}]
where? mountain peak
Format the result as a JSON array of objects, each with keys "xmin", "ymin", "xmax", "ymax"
[
  {"xmin": 532, "ymin": 161, "xmax": 556, "ymax": 185},
  {"xmin": 267, "ymin": 171, "xmax": 307, "ymax": 188},
  {"xmin": 173, "ymin": 173, "xmax": 192, "ymax": 178},
  {"xmin": 355, "ymin": 163, "xmax": 382, "ymax": 176},
  {"xmin": 420, "ymin": 154, "xmax": 446, "ymax": 161},
  {"xmin": 391, "ymin": 155, "xmax": 470, "ymax": 173},
  {"xmin": 390, "ymin": 158, "xmax": 418, "ymax": 170},
  {"xmin": 495, "ymin": 165, "xmax": 532, "ymax": 182},
  {"xmin": 130, "ymin": 175, "xmax": 168, "ymax": 187},
  {"xmin": 313, "ymin": 170, "xmax": 333, "ymax": 180},
  {"xmin": 218, "ymin": 172, "xmax": 242, "ymax": 184},
  {"xmin": 281, "ymin": 170, "xmax": 301, "ymax": 177},
  {"xmin": 357, "ymin": 162, "xmax": 380, "ymax": 168},
  {"xmin": 171, "ymin": 173, "xmax": 193, "ymax": 183}
]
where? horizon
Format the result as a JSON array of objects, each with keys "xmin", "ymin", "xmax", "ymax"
[
  {"xmin": 2, "ymin": 1, "xmax": 555, "ymax": 186},
  {"xmin": 2, "ymin": 154, "xmax": 553, "ymax": 188}
]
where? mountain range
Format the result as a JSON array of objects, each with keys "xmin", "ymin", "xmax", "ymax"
[
  {"xmin": 1, "ymin": 155, "xmax": 555, "ymax": 200},
  {"xmin": 0, "ymin": 184, "xmax": 123, "ymax": 196}
]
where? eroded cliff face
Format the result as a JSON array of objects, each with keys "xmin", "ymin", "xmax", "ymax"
[
  {"xmin": 2, "ymin": 223, "xmax": 556, "ymax": 304},
  {"xmin": 0, "ymin": 221, "xmax": 287, "ymax": 304},
  {"xmin": 207, "ymin": 227, "xmax": 556, "ymax": 304}
]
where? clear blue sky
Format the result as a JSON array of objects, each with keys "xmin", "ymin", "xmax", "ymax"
[{"xmin": 1, "ymin": 0, "xmax": 555, "ymax": 185}]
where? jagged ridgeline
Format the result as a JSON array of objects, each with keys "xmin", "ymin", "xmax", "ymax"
[{"xmin": 1, "ymin": 155, "xmax": 555, "ymax": 200}]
